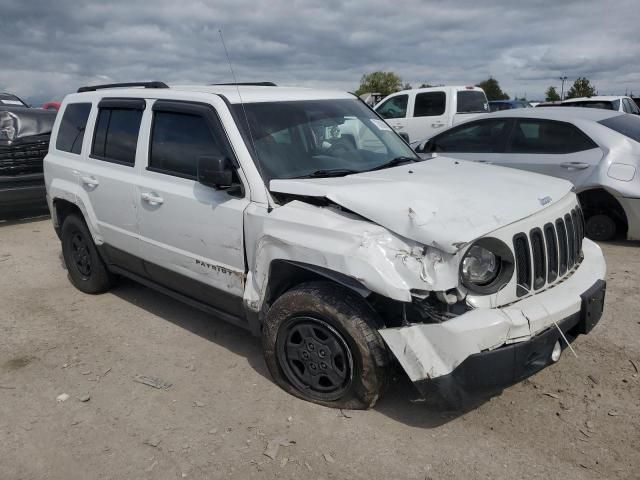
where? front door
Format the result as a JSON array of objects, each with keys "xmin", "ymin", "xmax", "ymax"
[
  {"xmin": 135, "ymin": 99, "xmax": 249, "ymax": 318},
  {"xmin": 375, "ymin": 93, "xmax": 410, "ymax": 137}
]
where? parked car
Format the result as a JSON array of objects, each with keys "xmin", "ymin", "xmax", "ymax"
[
  {"xmin": 45, "ymin": 82, "xmax": 606, "ymax": 408},
  {"xmin": 632, "ymin": 97, "xmax": 640, "ymax": 109},
  {"xmin": 489, "ymin": 100, "xmax": 530, "ymax": 112},
  {"xmin": 373, "ymin": 86, "xmax": 489, "ymax": 142},
  {"xmin": 562, "ymin": 96, "xmax": 640, "ymax": 115},
  {"xmin": 535, "ymin": 101, "xmax": 564, "ymax": 107},
  {"xmin": 42, "ymin": 101, "xmax": 62, "ymax": 111},
  {"xmin": 1, "ymin": 92, "xmax": 56, "ymax": 217},
  {"xmin": 414, "ymin": 107, "xmax": 640, "ymax": 241}
]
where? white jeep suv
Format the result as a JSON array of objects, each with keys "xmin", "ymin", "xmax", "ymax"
[{"xmin": 44, "ymin": 82, "xmax": 607, "ymax": 408}]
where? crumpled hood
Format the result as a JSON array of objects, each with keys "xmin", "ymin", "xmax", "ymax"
[
  {"xmin": 0, "ymin": 107, "xmax": 56, "ymax": 146},
  {"xmin": 270, "ymin": 156, "xmax": 573, "ymax": 253}
]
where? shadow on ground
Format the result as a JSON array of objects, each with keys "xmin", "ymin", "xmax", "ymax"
[{"xmin": 111, "ymin": 276, "xmax": 494, "ymax": 428}]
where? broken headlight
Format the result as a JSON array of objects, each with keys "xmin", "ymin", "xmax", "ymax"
[
  {"xmin": 460, "ymin": 238, "xmax": 514, "ymax": 294},
  {"xmin": 0, "ymin": 111, "xmax": 18, "ymax": 142}
]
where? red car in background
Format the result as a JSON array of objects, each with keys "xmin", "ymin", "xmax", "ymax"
[{"xmin": 42, "ymin": 101, "xmax": 61, "ymax": 111}]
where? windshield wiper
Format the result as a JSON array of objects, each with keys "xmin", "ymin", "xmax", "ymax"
[
  {"xmin": 366, "ymin": 156, "xmax": 417, "ymax": 172},
  {"xmin": 294, "ymin": 168, "xmax": 361, "ymax": 179}
]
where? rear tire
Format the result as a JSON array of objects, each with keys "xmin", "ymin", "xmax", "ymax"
[
  {"xmin": 61, "ymin": 214, "xmax": 114, "ymax": 294},
  {"xmin": 585, "ymin": 214, "xmax": 616, "ymax": 242},
  {"xmin": 262, "ymin": 281, "xmax": 390, "ymax": 409}
]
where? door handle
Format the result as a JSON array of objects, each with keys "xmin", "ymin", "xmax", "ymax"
[
  {"xmin": 392, "ymin": 125, "xmax": 404, "ymax": 130},
  {"xmin": 560, "ymin": 162, "xmax": 589, "ymax": 170},
  {"xmin": 476, "ymin": 160, "xmax": 494, "ymax": 164},
  {"xmin": 141, "ymin": 192, "xmax": 164, "ymax": 205},
  {"xmin": 80, "ymin": 175, "xmax": 99, "ymax": 187},
  {"xmin": 431, "ymin": 123, "xmax": 446, "ymax": 128}
]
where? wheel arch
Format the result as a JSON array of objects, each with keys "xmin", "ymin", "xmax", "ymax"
[
  {"xmin": 51, "ymin": 197, "xmax": 83, "ymax": 239},
  {"xmin": 577, "ymin": 187, "xmax": 628, "ymax": 236}
]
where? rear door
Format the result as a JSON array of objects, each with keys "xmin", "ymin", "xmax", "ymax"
[
  {"xmin": 406, "ymin": 90, "xmax": 447, "ymax": 142},
  {"xmin": 498, "ymin": 118, "xmax": 603, "ymax": 184},
  {"xmin": 135, "ymin": 99, "xmax": 249, "ymax": 318},
  {"xmin": 375, "ymin": 93, "xmax": 410, "ymax": 136},
  {"xmin": 77, "ymin": 98, "xmax": 144, "ymax": 265}
]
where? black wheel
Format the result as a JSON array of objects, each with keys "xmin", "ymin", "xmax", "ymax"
[
  {"xmin": 262, "ymin": 281, "xmax": 390, "ymax": 409},
  {"xmin": 61, "ymin": 214, "xmax": 114, "ymax": 294},
  {"xmin": 585, "ymin": 214, "xmax": 617, "ymax": 241}
]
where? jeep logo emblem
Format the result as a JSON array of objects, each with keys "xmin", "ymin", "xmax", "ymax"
[{"xmin": 539, "ymin": 196, "xmax": 552, "ymax": 206}]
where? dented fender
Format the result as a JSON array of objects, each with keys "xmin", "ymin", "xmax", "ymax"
[{"xmin": 242, "ymin": 201, "xmax": 461, "ymax": 312}]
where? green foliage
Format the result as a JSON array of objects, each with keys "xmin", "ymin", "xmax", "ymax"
[
  {"xmin": 355, "ymin": 72, "xmax": 403, "ymax": 97},
  {"xmin": 545, "ymin": 86, "xmax": 561, "ymax": 102},
  {"xmin": 419, "ymin": 83, "xmax": 435, "ymax": 88},
  {"xmin": 565, "ymin": 77, "xmax": 597, "ymax": 99},
  {"xmin": 402, "ymin": 82, "xmax": 413, "ymax": 90},
  {"xmin": 476, "ymin": 77, "xmax": 509, "ymax": 101}
]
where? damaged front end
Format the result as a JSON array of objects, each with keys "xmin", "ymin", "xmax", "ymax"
[{"xmin": 0, "ymin": 106, "xmax": 55, "ymax": 215}]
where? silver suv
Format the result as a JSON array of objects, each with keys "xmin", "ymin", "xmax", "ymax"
[{"xmin": 45, "ymin": 82, "xmax": 606, "ymax": 408}]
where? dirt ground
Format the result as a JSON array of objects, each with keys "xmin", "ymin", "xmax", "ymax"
[{"xmin": 1, "ymin": 216, "xmax": 639, "ymax": 480}]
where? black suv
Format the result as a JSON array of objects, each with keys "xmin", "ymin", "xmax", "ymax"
[{"xmin": 0, "ymin": 92, "xmax": 56, "ymax": 218}]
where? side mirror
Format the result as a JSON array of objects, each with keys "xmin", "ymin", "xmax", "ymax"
[
  {"xmin": 197, "ymin": 155, "xmax": 233, "ymax": 189},
  {"xmin": 398, "ymin": 132, "xmax": 410, "ymax": 143}
]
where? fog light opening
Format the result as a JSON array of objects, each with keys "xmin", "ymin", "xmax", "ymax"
[{"xmin": 551, "ymin": 341, "xmax": 562, "ymax": 363}]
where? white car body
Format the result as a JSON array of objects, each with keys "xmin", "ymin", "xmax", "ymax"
[
  {"xmin": 373, "ymin": 86, "xmax": 489, "ymax": 142},
  {"xmin": 414, "ymin": 107, "xmax": 640, "ymax": 241},
  {"xmin": 562, "ymin": 95, "xmax": 640, "ymax": 115},
  {"xmin": 44, "ymin": 84, "xmax": 606, "ymax": 401}
]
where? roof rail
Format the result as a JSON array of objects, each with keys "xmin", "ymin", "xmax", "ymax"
[
  {"xmin": 211, "ymin": 82, "xmax": 277, "ymax": 87},
  {"xmin": 77, "ymin": 81, "xmax": 169, "ymax": 93}
]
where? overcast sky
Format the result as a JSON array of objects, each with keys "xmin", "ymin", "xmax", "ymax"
[{"xmin": 1, "ymin": 0, "xmax": 638, "ymax": 105}]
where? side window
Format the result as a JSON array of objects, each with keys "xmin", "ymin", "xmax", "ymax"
[
  {"xmin": 414, "ymin": 92, "xmax": 446, "ymax": 117},
  {"xmin": 425, "ymin": 119, "xmax": 509, "ymax": 153},
  {"xmin": 507, "ymin": 120, "xmax": 597, "ymax": 154},
  {"xmin": 622, "ymin": 99, "xmax": 631, "ymax": 113},
  {"xmin": 149, "ymin": 111, "xmax": 221, "ymax": 178},
  {"xmin": 91, "ymin": 103, "xmax": 143, "ymax": 166},
  {"xmin": 376, "ymin": 95, "xmax": 408, "ymax": 119},
  {"xmin": 56, "ymin": 103, "xmax": 92, "ymax": 154}
]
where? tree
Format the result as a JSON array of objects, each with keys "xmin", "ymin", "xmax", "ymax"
[
  {"xmin": 565, "ymin": 77, "xmax": 597, "ymax": 99},
  {"xmin": 401, "ymin": 82, "xmax": 413, "ymax": 90},
  {"xmin": 355, "ymin": 72, "xmax": 403, "ymax": 97},
  {"xmin": 476, "ymin": 77, "xmax": 509, "ymax": 100},
  {"xmin": 545, "ymin": 86, "xmax": 561, "ymax": 102},
  {"xmin": 419, "ymin": 83, "xmax": 434, "ymax": 88}
]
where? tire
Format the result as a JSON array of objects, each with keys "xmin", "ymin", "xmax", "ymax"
[
  {"xmin": 262, "ymin": 281, "xmax": 390, "ymax": 409},
  {"xmin": 585, "ymin": 214, "xmax": 617, "ymax": 242},
  {"xmin": 61, "ymin": 214, "xmax": 114, "ymax": 294}
]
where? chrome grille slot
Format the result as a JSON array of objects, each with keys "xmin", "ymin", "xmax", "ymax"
[
  {"xmin": 513, "ymin": 233, "xmax": 531, "ymax": 297},
  {"xmin": 544, "ymin": 223, "xmax": 558, "ymax": 283},
  {"xmin": 529, "ymin": 228, "xmax": 546, "ymax": 290},
  {"xmin": 565, "ymin": 213, "xmax": 576, "ymax": 269},
  {"xmin": 556, "ymin": 218, "xmax": 568, "ymax": 276}
]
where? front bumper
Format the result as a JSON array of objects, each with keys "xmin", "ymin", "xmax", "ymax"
[
  {"xmin": 0, "ymin": 182, "xmax": 47, "ymax": 215},
  {"xmin": 379, "ymin": 239, "xmax": 606, "ymax": 397}
]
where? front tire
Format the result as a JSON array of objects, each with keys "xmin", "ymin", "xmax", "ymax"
[
  {"xmin": 61, "ymin": 214, "xmax": 114, "ymax": 294},
  {"xmin": 262, "ymin": 281, "xmax": 390, "ymax": 409}
]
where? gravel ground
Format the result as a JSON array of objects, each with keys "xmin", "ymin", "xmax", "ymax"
[{"xmin": 1, "ymin": 217, "xmax": 639, "ymax": 480}]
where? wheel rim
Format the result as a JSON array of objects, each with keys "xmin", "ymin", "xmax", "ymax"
[
  {"xmin": 277, "ymin": 317, "xmax": 353, "ymax": 401},
  {"xmin": 70, "ymin": 231, "xmax": 91, "ymax": 277}
]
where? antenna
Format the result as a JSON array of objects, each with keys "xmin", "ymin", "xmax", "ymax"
[{"xmin": 218, "ymin": 29, "xmax": 268, "ymax": 197}]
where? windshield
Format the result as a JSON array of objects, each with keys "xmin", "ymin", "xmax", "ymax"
[
  {"xmin": 598, "ymin": 114, "xmax": 640, "ymax": 143},
  {"xmin": 234, "ymin": 99, "xmax": 417, "ymax": 180},
  {"xmin": 0, "ymin": 93, "xmax": 28, "ymax": 107},
  {"xmin": 457, "ymin": 91, "xmax": 489, "ymax": 113}
]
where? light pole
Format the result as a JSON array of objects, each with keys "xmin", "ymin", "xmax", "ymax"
[{"xmin": 559, "ymin": 76, "xmax": 568, "ymax": 100}]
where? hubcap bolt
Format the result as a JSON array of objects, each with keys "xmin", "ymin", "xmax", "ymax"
[
  {"xmin": 308, "ymin": 343, "xmax": 315, "ymax": 350},
  {"xmin": 319, "ymin": 350, "xmax": 326, "ymax": 358},
  {"xmin": 320, "ymin": 362, "xmax": 327, "ymax": 369}
]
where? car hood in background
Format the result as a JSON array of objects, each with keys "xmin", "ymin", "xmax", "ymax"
[
  {"xmin": 270, "ymin": 156, "xmax": 573, "ymax": 253},
  {"xmin": 0, "ymin": 106, "xmax": 56, "ymax": 146}
]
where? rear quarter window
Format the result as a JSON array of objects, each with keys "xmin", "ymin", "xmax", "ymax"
[
  {"xmin": 457, "ymin": 91, "xmax": 488, "ymax": 113},
  {"xmin": 598, "ymin": 114, "xmax": 640, "ymax": 143},
  {"xmin": 56, "ymin": 103, "xmax": 92, "ymax": 154}
]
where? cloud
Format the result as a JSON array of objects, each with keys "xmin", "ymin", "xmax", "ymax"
[{"xmin": 0, "ymin": 0, "xmax": 638, "ymax": 104}]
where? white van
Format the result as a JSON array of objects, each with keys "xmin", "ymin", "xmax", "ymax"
[{"xmin": 374, "ymin": 86, "xmax": 489, "ymax": 142}]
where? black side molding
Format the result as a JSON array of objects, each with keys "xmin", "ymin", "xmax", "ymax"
[{"xmin": 77, "ymin": 82, "xmax": 169, "ymax": 93}]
